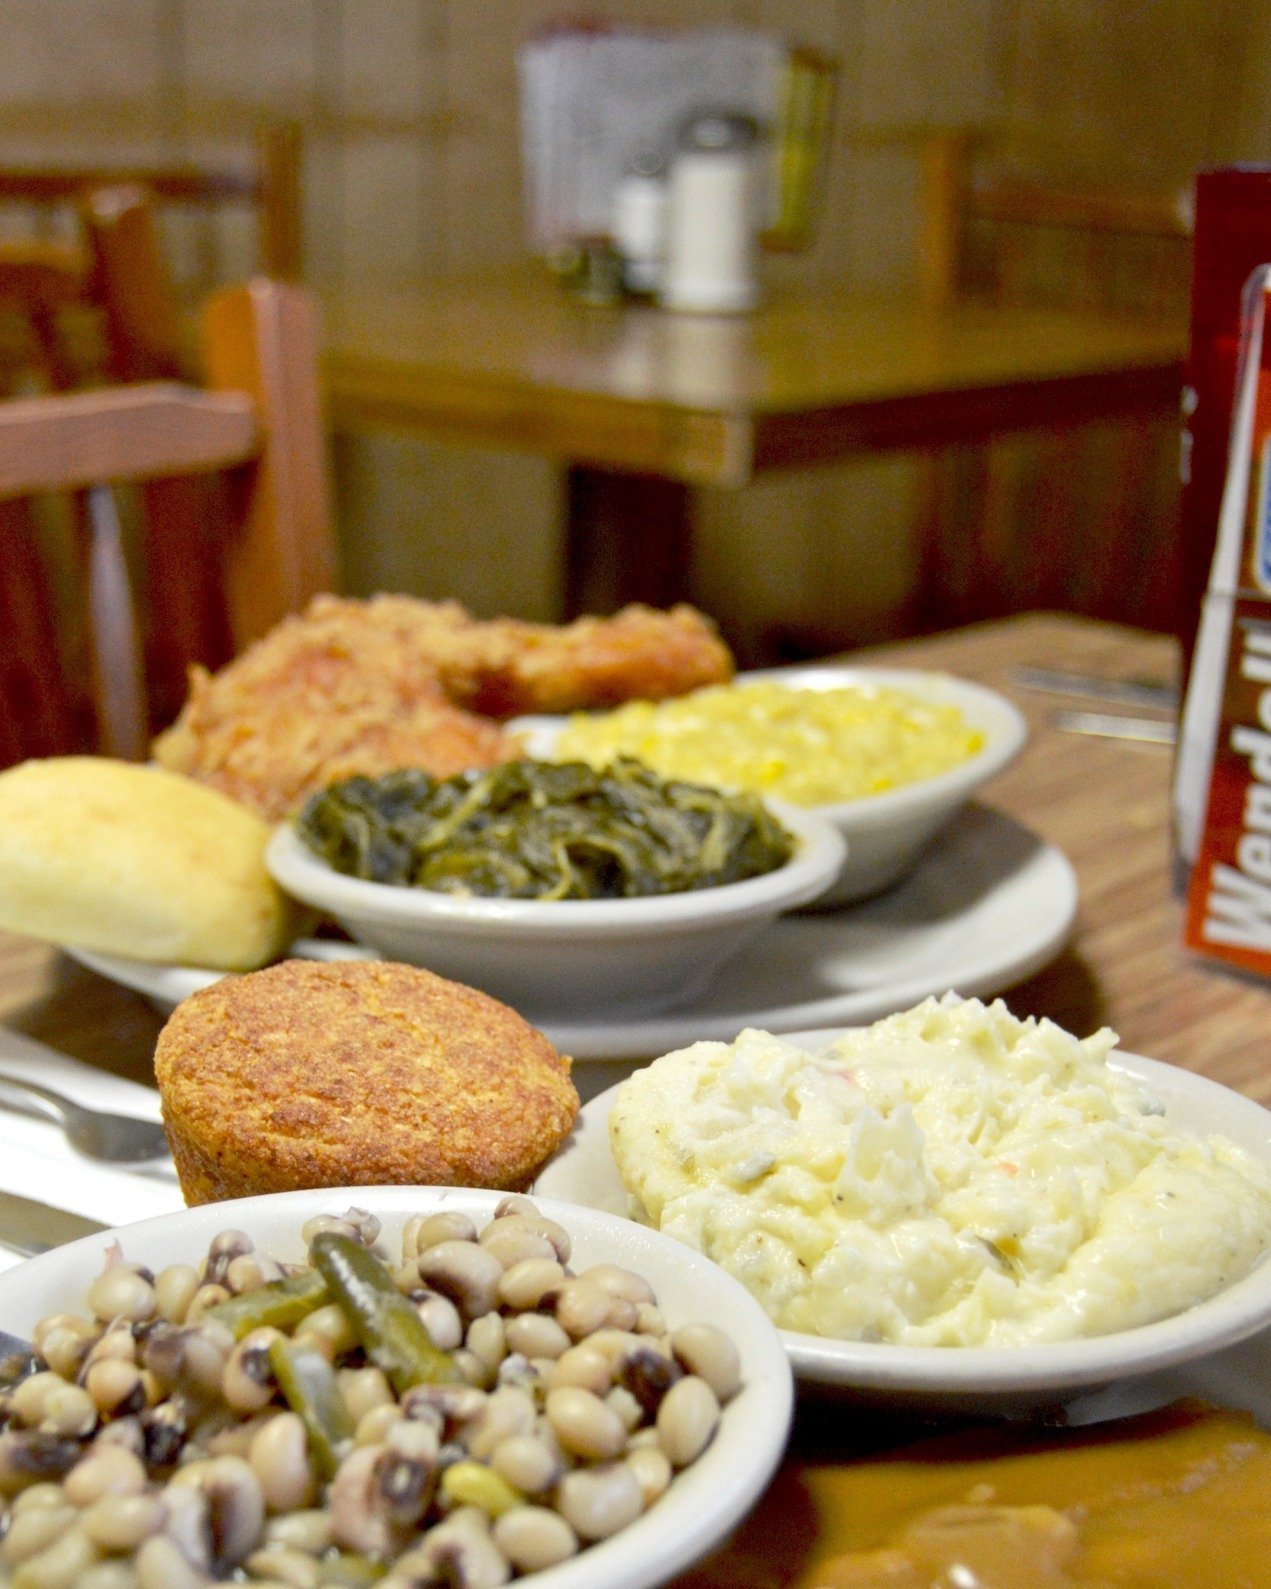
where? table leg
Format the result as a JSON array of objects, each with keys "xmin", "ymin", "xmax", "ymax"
[{"xmin": 564, "ymin": 466, "xmax": 693, "ymax": 616}]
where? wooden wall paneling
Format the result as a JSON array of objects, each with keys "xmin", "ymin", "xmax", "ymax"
[
  {"xmin": 334, "ymin": 428, "xmax": 564, "ymax": 621},
  {"xmin": 337, "ymin": 0, "xmax": 444, "ymax": 281}
]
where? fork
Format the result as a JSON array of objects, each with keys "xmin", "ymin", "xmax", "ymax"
[{"xmin": 0, "ymin": 1072, "xmax": 170, "ymax": 1163}]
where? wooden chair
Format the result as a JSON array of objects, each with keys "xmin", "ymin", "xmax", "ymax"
[
  {"xmin": 0, "ymin": 280, "xmax": 337, "ymax": 768},
  {"xmin": 0, "ymin": 122, "xmax": 303, "ymax": 282},
  {"xmin": 865, "ymin": 126, "xmax": 1192, "ymax": 640}
]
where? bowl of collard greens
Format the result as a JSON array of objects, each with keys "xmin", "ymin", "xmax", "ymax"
[{"xmin": 267, "ymin": 760, "xmax": 845, "ymax": 1018}]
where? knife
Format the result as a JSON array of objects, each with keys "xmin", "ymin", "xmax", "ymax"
[{"xmin": 0, "ymin": 1189, "xmax": 109, "ymax": 1257}]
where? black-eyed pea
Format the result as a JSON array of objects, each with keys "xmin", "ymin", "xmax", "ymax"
[
  {"xmin": 84, "ymin": 1359, "xmax": 146, "ymax": 1420},
  {"xmin": 0, "ymin": 1500, "xmax": 79, "ymax": 1565},
  {"xmin": 488, "ymin": 1433, "xmax": 563, "ymax": 1495},
  {"xmin": 466, "ymin": 1313, "xmax": 507, "ymax": 1375},
  {"xmin": 544, "ymin": 1387, "xmax": 628, "ymax": 1462},
  {"xmin": 208, "ymin": 1414, "xmax": 272, "ymax": 1460},
  {"xmin": 184, "ymin": 1283, "xmax": 231, "ymax": 1324},
  {"xmin": 87, "ymin": 1265, "xmax": 155, "ymax": 1325},
  {"xmin": 244, "ymin": 1544, "xmax": 321, "ymax": 1587},
  {"xmin": 10, "ymin": 1371, "xmax": 68, "ymax": 1428},
  {"xmin": 493, "ymin": 1505, "xmax": 579, "ymax": 1572},
  {"xmin": 605, "ymin": 1384, "xmax": 642, "ymax": 1431},
  {"xmin": 464, "ymin": 1386, "xmax": 537, "ymax": 1462},
  {"xmin": 416, "ymin": 1291, "xmax": 464, "ymax": 1353},
  {"xmin": 656, "ymin": 1375, "xmax": 720, "ymax": 1467},
  {"xmin": 547, "ymin": 1342, "xmax": 612, "ymax": 1396},
  {"xmin": 10, "ymin": 1526, "xmax": 99, "ymax": 1588},
  {"xmin": 479, "ymin": 1222, "xmax": 557, "ymax": 1271},
  {"xmin": 85, "ymin": 1327, "xmax": 136, "ymax": 1368},
  {"xmin": 153, "ymin": 1265, "xmax": 200, "ymax": 1326},
  {"xmin": 223, "ymin": 1328, "xmax": 281, "ymax": 1416},
  {"xmin": 627, "ymin": 1442, "xmax": 673, "ymax": 1506},
  {"xmin": 493, "ymin": 1194, "xmax": 538, "ymax": 1219},
  {"xmin": 555, "ymin": 1462, "xmax": 644, "ymax": 1541},
  {"xmin": 578, "ymin": 1263, "xmax": 656, "ymax": 1307},
  {"xmin": 403, "ymin": 1211, "xmax": 478, "ymax": 1259},
  {"xmin": 224, "ymin": 1255, "xmax": 280, "ymax": 1295},
  {"xmin": 480, "ymin": 1212, "xmax": 571, "ymax": 1266},
  {"xmin": 81, "ymin": 1491, "xmax": 167, "ymax": 1552},
  {"xmin": 168, "ymin": 1455, "xmax": 266, "ymax": 1569},
  {"xmin": 32, "ymin": 1315, "xmax": 97, "ymax": 1379},
  {"xmin": 295, "ymin": 1305, "xmax": 357, "ymax": 1360},
  {"xmin": 63, "ymin": 1444, "xmax": 148, "ymax": 1506},
  {"xmin": 38, "ymin": 1382, "xmax": 96, "ymax": 1439},
  {"xmin": 574, "ymin": 1328, "xmax": 641, "ymax": 1370},
  {"xmin": 262, "ymin": 1508, "xmax": 332, "ymax": 1554},
  {"xmin": 202, "ymin": 1231, "xmax": 254, "ymax": 1287},
  {"xmin": 337, "ymin": 1366, "xmax": 394, "ymax": 1426},
  {"xmin": 617, "ymin": 1343, "xmax": 683, "ymax": 1417},
  {"xmin": 417, "ymin": 1242, "xmax": 503, "ymax": 1321},
  {"xmin": 452, "ymin": 1348, "xmax": 490, "ymax": 1388},
  {"xmin": 0, "ymin": 1429, "xmax": 83, "ymax": 1494},
  {"xmin": 177, "ymin": 1324, "xmax": 234, "ymax": 1399},
  {"xmin": 249, "ymin": 1413, "xmax": 316, "ymax": 1514},
  {"xmin": 77, "ymin": 1562, "xmax": 142, "ymax": 1589},
  {"xmin": 135, "ymin": 1533, "xmax": 212, "ymax": 1589},
  {"xmin": 634, "ymin": 1303, "xmax": 666, "ymax": 1335},
  {"xmin": 10, "ymin": 1481, "xmax": 67, "ymax": 1516},
  {"xmin": 497, "ymin": 1257, "xmax": 565, "ymax": 1312},
  {"xmin": 355, "ymin": 1403, "xmax": 401, "ymax": 1448},
  {"xmin": 670, "ymin": 1324, "xmax": 742, "ymax": 1402},
  {"xmin": 504, "ymin": 1313, "xmax": 570, "ymax": 1362},
  {"xmin": 553, "ymin": 1279, "xmax": 614, "ymax": 1340}
]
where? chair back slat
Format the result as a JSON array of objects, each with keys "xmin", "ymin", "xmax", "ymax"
[{"xmin": 0, "ymin": 383, "xmax": 257, "ymax": 497}]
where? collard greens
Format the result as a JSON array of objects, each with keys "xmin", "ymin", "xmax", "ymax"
[{"xmin": 296, "ymin": 759, "xmax": 794, "ymax": 900}]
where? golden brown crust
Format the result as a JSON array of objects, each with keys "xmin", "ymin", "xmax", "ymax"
[
  {"xmin": 152, "ymin": 596, "xmax": 734, "ymax": 820},
  {"xmin": 155, "ymin": 959, "xmax": 578, "ymax": 1205}
]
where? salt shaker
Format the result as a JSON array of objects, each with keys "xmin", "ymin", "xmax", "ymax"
[
  {"xmin": 661, "ymin": 111, "xmax": 762, "ymax": 313},
  {"xmin": 613, "ymin": 148, "xmax": 668, "ymax": 298}
]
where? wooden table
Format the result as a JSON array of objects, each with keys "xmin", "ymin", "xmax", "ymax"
[
  {"xmin": 321, "ymin": 273, "xmax": 1186, "ymax": 615},
  {"xmin": 0, "ymin": 612, "xmax": 1267, "ymax": 1579},
  {"xmin": 1, "ymin": 614, "xmax": 1264, "ymax": 1100}
]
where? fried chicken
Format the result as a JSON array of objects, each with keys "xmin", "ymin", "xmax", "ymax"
[
  {"xmin": 154, "ymin": 596, "xmax": 735, "ymax": 821},
  {"xmin": 402, "ymin": 599, "xmax": 735, "ymax": 717},
  {"xmin": 153, "ymin": 598, "xmax": 517, "ymax": 821}
]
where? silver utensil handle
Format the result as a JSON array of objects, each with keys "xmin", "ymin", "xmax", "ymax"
[{"xmin": 0, "ymin": 1074, "xmax": 69, "ymax": 1128}]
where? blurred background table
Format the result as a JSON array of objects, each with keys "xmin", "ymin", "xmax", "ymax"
[
  {"xmin": 0, "ymin": 613, "xmax": 1266, "ymax": 1104},
  {"xmin": 322, "ymin": 276, "xmax": 1186, "ymax": 619}
]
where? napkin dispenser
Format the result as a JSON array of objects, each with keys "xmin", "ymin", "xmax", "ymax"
[{"xmin": 661, "ymin": 111, "xmax": 762, "ymax": 313}]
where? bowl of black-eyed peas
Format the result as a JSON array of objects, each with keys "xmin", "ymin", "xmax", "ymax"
[{"xmin": 0, "ymin": 1188, "xmax": 792, "ymax": 1589}]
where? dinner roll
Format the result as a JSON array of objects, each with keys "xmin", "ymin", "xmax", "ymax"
[
  {"xmin": 155, "ymin": 959, "xmax": 579, "ymax": 1203},
  {"xmin": 0, "ymin": 757, "xmax": 294, "ymax": 971}
]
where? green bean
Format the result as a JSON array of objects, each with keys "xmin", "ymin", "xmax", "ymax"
[
  {"xmin": 268, "ymin": 1336, "xmax": 354, "ymax": 1480},
  {"xmin": 308, "ymin": 1233, "xmax": 462, "ymax": 1393},
  {"xmin": 207, "ymin": 1268, "xmax": 329, "ymax": 1340}
]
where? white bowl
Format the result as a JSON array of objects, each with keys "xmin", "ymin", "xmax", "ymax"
[
  {"xmin": 266, "ymin": 803, "xmax": 845, "ymax": 1019},
  {"xmin": 0, "ymin": 1187, "xmax": 793, "ymax": 1589},
  {"xmin": 514, "ymin": 666, "xmax": 1028, "ymax": 907},
  {"xmin": 534, "ymin": 1038, "xmax": 1271, "ymax": 1416}
]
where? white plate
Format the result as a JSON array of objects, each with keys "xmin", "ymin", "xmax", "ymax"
[
  {"xmin": 534, "ymin": 1045, "xmax": 1271, "ymax": 1417},
  {"xmin": 65, "ymin": 805, "xmax": 1077, "ymax": 1061},
  {"xmin": 0, "ymin": 1187, "xmax": 794, "ymax": 1589},
  {"xmin": 265, "ymin": 800, "xmax": 845, "ymax": 1020}
]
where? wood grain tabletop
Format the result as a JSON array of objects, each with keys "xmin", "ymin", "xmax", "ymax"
[
  {"xmin": 321, "ymin": 273, "xmax": 1185, "ymax": 487},
  {"xmin": 0, "ymin": 612, "xmax": 1264, "ymax": 1106}
]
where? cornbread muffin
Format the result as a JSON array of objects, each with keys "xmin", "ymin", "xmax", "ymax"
[
  {"xmin": 0, "ymin": 757, "xmax": 294, "ymax": 970},
  {"xmin": 154, "ymin": 959, "xmax": 578, "ymax": 1204}
]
